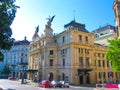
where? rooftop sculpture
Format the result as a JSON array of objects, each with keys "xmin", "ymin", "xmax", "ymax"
[{"xmin": 45, "ymin": 15, "xmax": 55, "ymax": 30}]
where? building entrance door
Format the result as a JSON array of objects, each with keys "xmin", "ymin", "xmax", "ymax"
[
  {"xmin": 79, "ymin": 75, "xmax": 83, "ymax": 84},
  {"xmin": 86, "ymin": 73, "xmax": 90, "ymax": 84}
]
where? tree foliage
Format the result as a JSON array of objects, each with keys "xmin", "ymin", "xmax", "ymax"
[
  {"xmin": 0, "ymin": 0, "xmax": 19, "ymax": 50},
  {"xmin": 2, "ymin": 65, "xmax": 11, "ymax": 75},
  {"xmin": 106, "ymin": 37, "xmax": 120, "ymax": 72}
]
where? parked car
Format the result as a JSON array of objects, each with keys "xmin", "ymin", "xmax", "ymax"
[
  {"xmin": 51, "ymin": 80, "xmax": 62, "ymax": 88},
  {"xmin": 51, "ymin": 80, "xmax": 57, "ymax": 88},
  {"xmin": 60, "ymin": 81, "xmax": 69, "ymax": 88},
  {"xmin": 8, "ymin": 77, "xmax": 18, "ymax": 80},
  {"xmin": 38, "ymin": 80, "xmax": 52, "ymax": 88}
]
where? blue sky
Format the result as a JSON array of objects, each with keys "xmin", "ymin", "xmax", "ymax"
[{"xmin": 11, "ymin": 0, "xmax": 115, "ymax": 41}]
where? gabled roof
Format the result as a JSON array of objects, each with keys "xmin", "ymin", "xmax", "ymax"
[{"xmin": 64, "ymin": 20, "xmax": 89, "ymax": 32}]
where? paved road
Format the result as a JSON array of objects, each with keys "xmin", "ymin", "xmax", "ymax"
[
  {"xmin": 0, "ymin": 79, "xmax": 119, "ymax": 90},
  {"xmin": 0, "ymin": 79, "xmax": 38, "ymax": 90}
]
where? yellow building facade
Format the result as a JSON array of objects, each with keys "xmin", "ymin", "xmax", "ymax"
[{"xmin": 28, "ymin": 20, "xmax": 119, "ymax": 85}]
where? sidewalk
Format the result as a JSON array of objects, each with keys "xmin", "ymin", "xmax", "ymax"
[
  {"xmin": 27, "ymin": 80, "xmax": 38, "ymax": 87},
  {"xmin": 17, "ymin": 79, "xmax": 38, "ymax": 87}
]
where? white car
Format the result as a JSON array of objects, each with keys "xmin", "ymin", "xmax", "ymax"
[{"xmin": 51, "ymin": 80, "xmax": 57, "ymax": 88}]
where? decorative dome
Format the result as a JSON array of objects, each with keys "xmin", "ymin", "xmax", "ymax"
[{"xmin": 14, "ymin": 37, "xmax": 30, "ymax": 46}]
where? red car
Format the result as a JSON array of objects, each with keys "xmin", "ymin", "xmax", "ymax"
[{"xmin": 38, "ymin": 80, "xmax": 52, "ymax": 88}]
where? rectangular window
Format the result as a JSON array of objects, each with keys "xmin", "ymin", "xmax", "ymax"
[
  {"xmin": 61, "ymin": 49, "xmax": 67, "ymax": 55},
  {"xmin": 86, "ymin": 57, "xmax": 89, "ymax": 66},
  {"xmin": 50, "ymin": 50, "xmax": 54, "ymax": 55},
  {"xmin": 79, "ymin": 57, "xmax": 83, "ymax": 66},
  {"xmin": 63, "ymin": 49, "xmax": 65, "ymax": 54},
  {"xmin": 63, "ymin": 36, "xmax": 65, "ymax": 43},
  {"xmin": 79, "ymin": 48, "xmax": 84, "ymax": 53},
  {"xmin": 79, "ymin": 35, "xmax": 82, "ymax": 41},
  {"xmin": 78, "ymin": 48, "xmax": 80, "ymax": 53},
  {"xmin": 85, "ymin": 36, "xmax": 88, "ymax": 42},
  {"xmin": 98, "ymin": 53, "xmax": 100, "ymax": 57},
  {"xmin": 99, "ymin": 72, "xmax": 101, "ymax": 79},
  {"xmin": 107, "ymin": 61, "xmax": 109, "ymax": 67},
  {"xmin": 102, "ymin": 60, "xmax": 105, "ymax": 67},
  {"xmin": 98, "ymin": 60, "xmax": 101, "ymax": 67},
  {"xmin": 49, "ymin": 59, "xmax": 53, "ymax": 66},
  {"xmin": 21, "ymin": 53, "xmax": 23, "ymax": 56},
  {"xmin": 102, "ymin": 54, "xmax": 104, "ymax": 57},
  {"xmin": 63, "ymin": 59, "xmax": 65, "ymax": 66},
  {"xmin": 85, "ymin": 49, "xmax": 89, "ymax": 54}
]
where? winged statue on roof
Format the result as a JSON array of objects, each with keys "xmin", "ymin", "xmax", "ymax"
[{"xmin": 45, "ymin": 15, "xmax": 55, "ymax": 29}]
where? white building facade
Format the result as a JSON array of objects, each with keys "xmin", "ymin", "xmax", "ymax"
[
  {"xmin": 92, "ymin": 25, "xmax": 117, "ymax": 46},
  {"xmin": 6, "ymin": 37, "xmax": 29, "ymax": 79},
  {"xmin": 0, "ymin": 50, "xmax": 9, "ymax": 78}
]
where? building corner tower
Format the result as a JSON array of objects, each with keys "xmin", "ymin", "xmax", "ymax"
[{"xmin": 113, "ymin": 0, "xmax": 120, "ymax": 37}]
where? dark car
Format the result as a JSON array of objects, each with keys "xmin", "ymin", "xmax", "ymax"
[
  {"xmin": 38, "ymin": 80, "xmax": 52, "ymax": 88},
  {"xmin": 51, "ymin": 80, "xmax": 62, "ymax": 88},
  {"xmin": 60, "ymin": 81, "xmax": 69, "ymax": 88}
]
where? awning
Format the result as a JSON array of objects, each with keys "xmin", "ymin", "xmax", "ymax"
[
  {"xmin": 27, "ymin": 69, "xmax": 38, "ymax": 72},
  {"xmin": 77, "ymin": 68, "xmax": 92, "ymax": 75},
  {"xmin": 78, "ymin": 68, "xmax": 93, "ymax": 72}
]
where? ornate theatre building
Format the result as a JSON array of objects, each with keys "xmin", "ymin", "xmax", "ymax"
[{"xmin": 27, "ymin": 15, "xmax": 119, "ymax": 85}]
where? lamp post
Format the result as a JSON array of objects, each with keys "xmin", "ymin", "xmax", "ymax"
[
  {"xmin": 20, "ymin": 62, "xmax": 28, "ymax": 84},
  {"xmin": 109, "ymin": 61, "xmax": 113, "ymax": 84},
  {"xmin": 109, "ymin": 70, "xmax": 113, "ymax": 84}
]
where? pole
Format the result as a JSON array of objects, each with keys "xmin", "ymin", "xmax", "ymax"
[
  {"xmin": 21, "ymin": 66, "xmax": 24, "ymax": 84},
  {"xmin": 118, "ymin": 72, "xmax": 120, "ymax": 90}
]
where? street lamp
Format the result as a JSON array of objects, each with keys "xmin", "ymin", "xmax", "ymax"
[{"xmin": 20, "ymin": 62, "xmax": 28, "ymax": 84}]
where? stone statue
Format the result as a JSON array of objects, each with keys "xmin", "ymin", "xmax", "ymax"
[
  {"xmin": 35, "ymin": 25, "xmax": 39, "ymax": 33},
  {"xmin": 32, "ymin": 25, "xmax": 39, "ymax": 40},
  {"xmin": 45, "ymin": 15, "xmax": 55, "ymax": 29}
]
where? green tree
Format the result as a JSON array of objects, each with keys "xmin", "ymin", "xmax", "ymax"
[
  {"xmin": 2, "ymin": 65, "xmax": 11, "ymax": 77},
  {"xmin": 0, "ymin": 0, "xmax": 19, "ymax": 50},
  {"xmin": 106, "ymin": 37, "xmax": 120, "ymax": 72}
]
